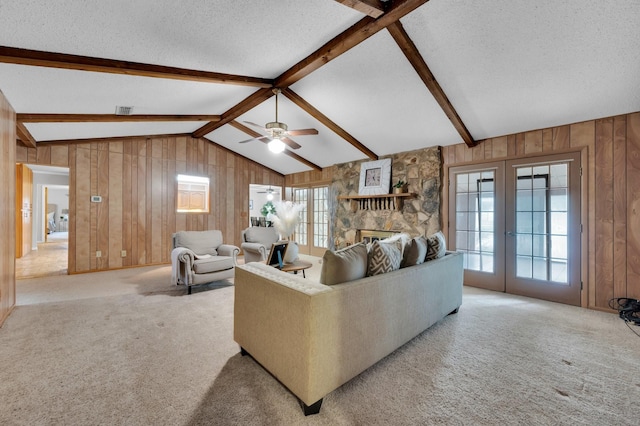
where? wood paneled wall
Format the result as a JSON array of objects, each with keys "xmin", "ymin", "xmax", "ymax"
[
  {"xmin": 16, "ymin": 136, "xmax": 283, "ymax": 273},
  {"xmin": 442, "ymin": 112, "xmax": 640, "ymax": 310},
  {"xmin": 0, "ymin": 90, "xmax": 16, "ymax": 327},
  {"xmin": 284, "ymin": 167, "xmax": 334, "ymax": 187}
]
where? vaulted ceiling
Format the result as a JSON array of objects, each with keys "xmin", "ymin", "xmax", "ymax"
[{"xmin": 1, "ymin": 0, "xmax": 639, "ymax": 175}]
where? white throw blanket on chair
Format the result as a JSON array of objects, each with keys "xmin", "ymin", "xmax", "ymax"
[{"xmin": 171, "ymin": 247, "xmax": 194, "ymax": 285}]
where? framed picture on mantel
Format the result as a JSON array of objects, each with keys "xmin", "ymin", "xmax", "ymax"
[{"xmin": 358, "ymin": 159, "xmax": 391, "ymax": 196}]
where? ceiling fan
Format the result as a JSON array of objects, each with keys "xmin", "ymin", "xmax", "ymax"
[
  {"xmin": 257, "ymin": 186, "xmax": 279, "ymax": 195},
  {"xmin": 239, "ymin": 88, "xmax": 318, "ymax": 153},
  {"xmin": 257, "ymin": 185, "xmax": 279, "ymax": 200}
]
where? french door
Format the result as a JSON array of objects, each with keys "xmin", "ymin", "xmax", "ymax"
[
  {"xmin": 292, "ymin": 186, "xmax": 329, "ymax": 257},
  {"xmin": 449, "ymin": 153, "xmax": 582, "ymax": 306}
]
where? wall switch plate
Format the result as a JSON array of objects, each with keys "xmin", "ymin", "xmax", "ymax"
[
  {"xmin": 96, "ymin": 251, "xmax": 102, "ymax": 258},
  {"xmin": 121, "ymin": 250, "xmax": 127, "ymax": 257}
]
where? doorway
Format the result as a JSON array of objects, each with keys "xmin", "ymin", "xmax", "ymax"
[
  {"xmin": 449, "ymin": 152, "xmax": 582, "ymax": 306},
  {"xmin": 16, "ymin": 164, "xmax": 69, "ymax": 279},
  {"xmin": 248, "ymin": 184, "xmax": 282, "ymax": 227}
]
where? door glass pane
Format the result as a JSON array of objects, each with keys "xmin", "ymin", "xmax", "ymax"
[
  {"xmin": 513, "ymin": 163, "xmax": 569, "ymax": 284},
  {"xmin": 313, "ymin": 187, "xmax": 328, "ymax": 248},
  {"xmin": 293, "ymin": 188, "xmax": 308, "ymax": 246},
  {"xmin": 453, "ymin": 170, "xmax": 495, "ymax": 273}
]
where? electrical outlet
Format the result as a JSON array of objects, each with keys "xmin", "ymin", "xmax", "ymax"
[
  {"xmin": 96, "ymin": 251, "xmax": 102, "ymax": 258},
  {"xmin": 121, "ymin": 250, "xmax": 127, "ymax": 257}
]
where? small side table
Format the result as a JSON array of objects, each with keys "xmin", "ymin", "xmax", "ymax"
[{"xmin": 279, "ymin": 260, "xmax": 313, "ymax": 278}]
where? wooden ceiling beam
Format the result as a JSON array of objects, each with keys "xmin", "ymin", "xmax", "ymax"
[
  {"xmin": 228, "ymin": 120, "xmax": 263, "ymax": 139},
  {"xmin": 387, "ymin": 21, "xmax": 477, "ymax": 147},
  {"xmin": 17, "ymin": 113, "xmax": 221, "ymax": 123},
  {"xmin": 282, "ymin": 149, "xmax": 323, "ymax": 172},
  {"xmin": 16, "ymin": 122, "xmax": 36, "ymax": 148},
  {"xmin": 229, "ymin": 120, "xmax": 322, "ymax": 171},
  {"xmin": 192, "ymin": 87, "xmax": 275, "ymax": 138},
  {"xmin": 0, "ymin": 45, "xmax": 273, "ymax": 88},
  {"xmin": 195, "ymin": 1, "xmax": 428, "ymax": 161},
  {"xmin": 275, "ymin": 0, "xmax": 429, "ymax": 88},
  {"xmin": 334, "ymin": 0, "xmax": 387, "ymax": 18},
  {"xmin": 281, "ymin": 88, "xmax": 378, "ymax": 160}
]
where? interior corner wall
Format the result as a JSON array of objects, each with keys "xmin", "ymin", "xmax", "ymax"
[
  {"xmin": 16, "ymin": 136, "xmax": 283, "ymax": 274},
  {"xmin": 0, "ymin": 90, "xmax": 16, "ymax": 327}
]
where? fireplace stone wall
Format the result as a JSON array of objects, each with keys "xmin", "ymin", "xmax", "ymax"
[{"xmin": 330, "ymin": 146, "xmax": 442, "ymax": 249}]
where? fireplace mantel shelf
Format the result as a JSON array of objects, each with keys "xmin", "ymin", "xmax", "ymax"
[{"xmin": 338, "ymin": 193, "xmax": 416, "ymax": 211}]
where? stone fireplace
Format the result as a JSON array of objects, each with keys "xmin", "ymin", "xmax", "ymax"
[{"xmin": 330, "ymin": 146, "xmax": 442, "ymax": 249}]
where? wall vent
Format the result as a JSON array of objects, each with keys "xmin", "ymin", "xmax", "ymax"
[{"xmin": 115, "ymin": 106, "xmax": 134, "ymax": 115}]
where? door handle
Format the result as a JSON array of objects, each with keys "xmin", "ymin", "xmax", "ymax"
[{"xmin": 506, "ymin": 231, "xmax": 515, "ymax": 236}]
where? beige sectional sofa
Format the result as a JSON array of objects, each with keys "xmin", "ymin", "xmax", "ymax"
[{"xmin": 233, "ymin": 249, "xmax": 464, "ymax": 415}]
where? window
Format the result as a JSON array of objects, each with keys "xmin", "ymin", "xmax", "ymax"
[
  {"xmin": 455, "ymin": 171, "xmax": 496, "ymax": 273},
  {"xmin": 176, "ymin": 174, "xmax": 210, "ymax": 213}
]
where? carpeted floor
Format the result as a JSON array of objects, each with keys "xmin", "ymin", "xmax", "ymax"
[{"xmin": 1, "ymin": 259, "xmax": 639, "ymax": 425}]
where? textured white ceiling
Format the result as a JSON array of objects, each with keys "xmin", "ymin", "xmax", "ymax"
[{"xmin": 1, "ymin": 0, "xmax": 639, "ymax": 175}]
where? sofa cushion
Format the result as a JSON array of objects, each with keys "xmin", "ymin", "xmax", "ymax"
[
  {"xmin": 367, "ymin": 240, "xmax": 402, "ymax": 276},
  {"xmin": 244, "ymin": 227, "xmax": 279, "ymax": 245},
  {"xmin": 402, "ymin": 236, "xmax": 428, "ymax": 267},
  {"xmin": 193, "ymin": 256, "xmax": 235, "ymax": 274},
  {"xmin": 174, "ymin": 230, "xmax": 222, "ymax": 256},
  {"xmin": 320, "ymin": 243, "xmax": 368, "ymax": 285},
  {"xmin": 425, "ymin": 231, "xmax": 447, "ymax": 261}
]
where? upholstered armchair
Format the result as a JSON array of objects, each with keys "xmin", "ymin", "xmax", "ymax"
[
  {"xmin": 171, "ymin": 230, "xmax": 240, "ymax": 294},
  {"xmin": 240, "ymin": 227, "xmax": 280, "ymax": 263}
]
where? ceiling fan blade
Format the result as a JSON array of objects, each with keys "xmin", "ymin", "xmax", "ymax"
[
  {"xmin": 238, "ymin": 137, "xmax": 259, "ymax": 144},
  {"xmin": 280, "ymin": 137, "xmax": 302, "ymax": 150},
  {"xmin": 243, "ymin": 121, "xmax": 266, "ymax": 130},
  {"xmin": 287, "ymin": 128, "xmax": 318, "ymax": 136}
]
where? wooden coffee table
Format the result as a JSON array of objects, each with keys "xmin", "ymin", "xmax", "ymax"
[{"xmin": 279, "ymin": 260, "xmax": 313, "ymax": 278}]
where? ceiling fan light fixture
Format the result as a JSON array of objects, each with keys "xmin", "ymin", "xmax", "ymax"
[
  {"xmin": 268, "ymin": 139, "xmax": 286, "ymax": 153},
  {"xmin": 265, "ymin": 121, "xmax": 288, "ymax": 139}
]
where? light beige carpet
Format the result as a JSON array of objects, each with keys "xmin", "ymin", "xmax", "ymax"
[{"xmin": 1, "ymin": 259, "xmax": 639, "ymax": 425}]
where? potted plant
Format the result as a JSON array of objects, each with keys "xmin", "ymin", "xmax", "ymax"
[{"xmin": 393, "ymin": 179, "xmax": 408, "ymax": 194}]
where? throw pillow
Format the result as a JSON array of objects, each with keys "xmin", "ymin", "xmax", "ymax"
[
  {"xmin": 425, "ymin": 231, "xmax": 447, "ymax": 261},
  {"xmin": 402, "ymin": 236, "xmax": 428, "ymax": 267},
  {"xmin": 380, "ymin": 233, "xmax": 411, "ymax": 257},
  {"xmin": 367, "ymin": 240, "xmax": 402, "ymax": 276},
  {"xmin": 320, "ymin": 243, "xmax": 368, "ymax": 285}
]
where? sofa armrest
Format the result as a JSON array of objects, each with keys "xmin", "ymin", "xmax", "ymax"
[{"xmin": 218, "ymin": 244, "xmax": 240, "ymax": 261}]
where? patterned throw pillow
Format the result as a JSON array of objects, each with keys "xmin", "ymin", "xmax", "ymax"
[
  {"xmin": 402, "ymin": 236, "xmax": 428, "ymax": 267},
  {"xmin": 425, "ymin": 231, "xmax": 447, "ymax": 261},
  {"xmin": 367, "ymin": 240, "xmax": 402, "ymax": 276}
]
